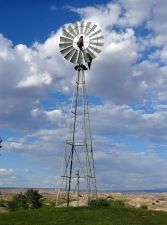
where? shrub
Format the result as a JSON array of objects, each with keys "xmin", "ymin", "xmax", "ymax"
[
  {"xmin": 8, "ymin": 198, "xmax": 22, "ymax": 211},
  {"xmin": 24, "ymin": 189, "xmax": 42, "ymax": 209},
  {"xmin": 109, "ymin": 199, "xmax": 125, "ymax": 208},
  {"xmin": 7, "ymin": 189, "xmax": 42, "ymax": 211},
  {"xmin": 0, "ymin": 199, "xmax": 6, "ymax": 207},
  {"xmin": 88, "ymin": 198, "xmax": 110, "ymax": 207},
  {"xmin": 140, "ymin": 204, "xmax": 148, "ymax": 209},
  {"xmin": 106, "ymin": 195, "xmax": 113, "ymax": 199}
]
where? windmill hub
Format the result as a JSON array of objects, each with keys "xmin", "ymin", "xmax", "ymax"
[{"xmin": 73, "ymin": 34, "xmax": 90, "ymax": 50}]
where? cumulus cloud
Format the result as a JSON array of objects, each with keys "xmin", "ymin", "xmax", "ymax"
[
  {"xmin": 70, "ymin": 2, "xmax": 121, "ymax": 29},
  {"xmin": 0, "ymin": 168, "xmax": 14, "ymax": 176},
  {"xmin": 3, "ymin": 129, "xmax": 167, "ymax": 190},
  {"xmin": 89, "ymin": 103, "xmax": 167, "ymax": 143},
  {"xmin": 118, "ymin": 0, "xmax": 156, "ymax": 26},
  {"xmin": 0, "ymin": 0, "xmax": 166, "ymax": 131},
  {"xmin": 86, "ymin": 28, "xmax": 141, "ymax": 103},
  {"xmin": 0, "ymin": 168, "xmax": 16, "ymax": 186},
  {"xmin": 0, "ymin": 29, "xmax": 73, "ymax": 130},
  {"xmin": 96, "ymin": 150, "xmax": 167, "ymax": 190},
  {"xmin": 70, "ymin": 1, "xmax": 167, "ymax": 105}
]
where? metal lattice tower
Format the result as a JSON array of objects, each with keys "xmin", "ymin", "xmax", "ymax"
[{"xmin": 56, "ymin": 21, "xmax": 103, "ymax": 207}]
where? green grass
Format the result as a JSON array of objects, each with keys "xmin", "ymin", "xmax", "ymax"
[{"xmin": 1, "ymin": 205, "xmax": 167, "ymax": 225}]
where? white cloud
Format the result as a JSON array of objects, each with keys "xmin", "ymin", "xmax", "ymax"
[
  {"xmin": 70, "ymin": 2, "xmax": 121, "ymax": 29},
  {"xmin": 96, "ymin": 150, "xmax": 167, "ymax": 190},
  {"xmin": 148, "ymin": 1, "xmax": 167, "ymax": 46},
  {"xmin": 0, "ymin": 168, "xmax": 16, "ymax": 186},
  {"xmin": 90, "ymin": 103, "xmax": 167, "ymax": 142},
  {"xmin": 69, "ymin": 2, "xmax": 167, "ymax": 104},
  {"xmin": 0, "ymin": 30, "xmax": 72, "ymax": 130},
  {"xmin": 86, "ymin": 28, "xmax": 141, "ymax": 103},
  {"xmin": 31, "ymin": 108, "xmax": 63, "ymax": 126},
  {"xmin": 3, "ymin": 129, "xmax": 167, "ymax": 190},
  {"xmin": 118, "ymin": 0, "xmax": 156, "ymax": 26},
  {"xmin": 3, "ymin": 99, "xmax": 167, "ymax": 189},
  {"xmin": 17, "ymin": 72, "xmax": 52, "ymax": 88},
  {"xmin": 0, "ymin": 168, "xmax": 14, "ymax": 176},
  {"xmin": 0, "ymin": 0, "xmax": 167, "ymax": 132}
]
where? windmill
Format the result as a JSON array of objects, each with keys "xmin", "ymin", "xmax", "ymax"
[{"xmin": 56, "ymin": 21, "xmax": 104, "ymax": 207}]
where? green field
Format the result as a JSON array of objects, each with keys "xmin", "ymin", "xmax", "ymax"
[{"xmin": 1, "ymin": 206, "xmax": 167, "ymax": 225}]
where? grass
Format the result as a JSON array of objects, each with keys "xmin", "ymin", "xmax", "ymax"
[{"xmin": 0, "ymin": 200, "xmax": 167, "ymax": 225}]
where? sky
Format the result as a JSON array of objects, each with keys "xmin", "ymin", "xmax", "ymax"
[{"xmin": 1, "ymin": 0, "xmax": 167, "ymax": 191}]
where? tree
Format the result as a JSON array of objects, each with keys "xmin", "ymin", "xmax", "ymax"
[{"xmin": 24, "ymin": 189, "xmax": 42, "ymax": 209}]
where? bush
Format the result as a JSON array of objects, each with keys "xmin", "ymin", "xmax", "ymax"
[
  {"xmin": 140, "ymin": 204, "xmax": 148, "ymax": 209},
  {"xmin": 109, "ymin": 199, "xmax": 125, "ymax": 208},
  {"xmin": 24, "ymin": 189, "xmax": 42, "ymax": 209},
  {"xmin": 88, "ymin": 198, "xmax": 110, "ymax": 207},
  {"xmin": 0, "ymin": 199, "xmax": 6, "ymax": 207},
  {"xmin": 7, "ymin": 189, "xmax": 42, "ymax": 211}
]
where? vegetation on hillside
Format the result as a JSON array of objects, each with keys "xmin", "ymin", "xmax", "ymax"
[
  {"xmin": 88, "ymin": 198, "xmax": 110, "ymax": 207},
  {"xmin": 0, "ymin": 196, "xmax": 167, "ymax": 225}
]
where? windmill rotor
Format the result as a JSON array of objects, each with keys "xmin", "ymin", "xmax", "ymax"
[{"xmin": 59, "ymin": 21, "xmax": 104, "ymax": 66}]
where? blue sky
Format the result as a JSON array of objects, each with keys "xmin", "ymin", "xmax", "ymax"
[
  {"xmin": 1, "ymin": 0, "xmax": 167, "ymax": 191},
  {"xmin": 0, "ymin": 0, "xmax": 109, "ymax": 45}
]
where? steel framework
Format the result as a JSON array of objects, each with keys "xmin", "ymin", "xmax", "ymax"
[{"xmin": 56, "ymin": 65, "xmax": 97, "ymax": 207}]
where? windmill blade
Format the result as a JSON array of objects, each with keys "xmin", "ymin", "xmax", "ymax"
[
  {"xmin": 89, "ymin": 29, "xmax": 102, "ymax": 38},
  {"xmin": 67, "ymin": 25, "xmax": 77, "ymax": 37},
  {"xmin": 60, "ymin": 46, "xmax": 74, "ymax": 56},
  {"xmin": 70, "ymin": 50, "xmax": 79, "ymax": 64},
  {"xmin": 89, "ymin": 42, "xmax": 104, "ymax": 47},
  {"xmin": 62, "ymin": 29, "xmax": 74, "ymax": 39},
  {"xmin": 73, "ymin": 23, "xmax": 80, "ymax": 35},
  {"xmin": 59, "ymin": 42, "xmax": 73, "ymax": 50},
  {"xmin": 85, "ymin": 25, "xmax": 97, "ymax": 36},
  {"xmin": 64, "ymin": 49, "xmax": 76, "ymax": 61},
  {"xmin": 89, "ymin": 45, "xmax": 102, "ymax": 54},
  {"xmin": 86, "ymin": 48, "xmax": 96, "ymax": 59},
  {"xmin": 84, "ymin": 22, "xmax": 91, "ymax": 34},
  {"xmin": 90, "ymin": 36, "xmax": 104, "ymax": 41},
  {"xmin": 80, "ymin": 21, "xmax": 84, "ymax": 34},
  {"xmin": 60, "ymin": 36, "xmax": 73, "ymax": 43}
]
